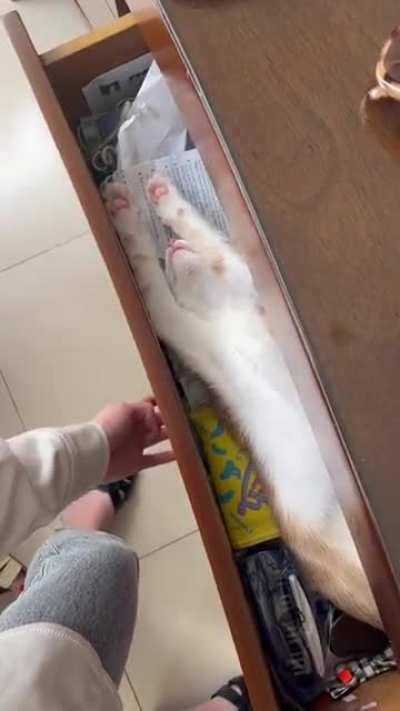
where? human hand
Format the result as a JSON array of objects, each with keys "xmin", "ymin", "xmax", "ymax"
[{"xmin": 94, "ymin": 397, "xmax": 175, "ymax": 483}]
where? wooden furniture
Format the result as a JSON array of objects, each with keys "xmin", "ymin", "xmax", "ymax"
[{"xmin": 3, "ymin": 2, "xmax": 400, "ymax": 707}]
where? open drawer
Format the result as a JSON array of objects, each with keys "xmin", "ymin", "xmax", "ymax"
[
  {"xmin": 2, "ymin": 11, "xmax": 277, "ymax": 711},
  {"xmin": 3, "ymin": 8, "xmax": 400, "ymax": 710}
]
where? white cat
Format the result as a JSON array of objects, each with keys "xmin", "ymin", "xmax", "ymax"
[{"xmin": 104, "ymin": 176, "xmax": 381, "ymax": 630}]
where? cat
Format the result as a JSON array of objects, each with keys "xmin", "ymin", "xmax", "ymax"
[{"xmin": 104, "ymin": 175, "xmax": 382, "ymax": 630}]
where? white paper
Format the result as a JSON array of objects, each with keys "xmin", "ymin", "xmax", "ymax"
[
  {"xmin": 117, "ymin": 62, "xmax": 187, "ymax": 170},
  {"xmin": 83, "ymin": 53, "xmax": 152, "ymax": 114},
  {"xmin": 122, "ymin": 148, "xmax": 228, "ymax": 256}
]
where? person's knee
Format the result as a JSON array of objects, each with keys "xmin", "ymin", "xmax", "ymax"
[
  {"xmin": 86, "ymin": 531, "xmax": 139, "ymax": 584},
  {"xmin": 27, "ymin": 529, "xmax": 138, "ymax": 592},
  {"xmin": 58, "ymin": 529, "xmax": 138, "ymax": 573}
]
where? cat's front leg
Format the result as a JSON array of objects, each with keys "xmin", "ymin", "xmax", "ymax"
[
  {"xmin": 103, "ymin": 182, "xmax": 155, "ymax": 262},
  {"xmin": 104, "ymin": 181, "xmax": 220, "ymax": 379},
  {"xmin": 104, "ymin": 181, "xmax": 182, "ymax": 325},
  {"xmin": 147, "ymin": 174, "xmax": 222, "ymax": 248}
]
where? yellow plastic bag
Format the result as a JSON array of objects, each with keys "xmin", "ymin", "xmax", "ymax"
[{"xmin": 191, "ymin": 406, "xmax": 280, "ymax": 550}]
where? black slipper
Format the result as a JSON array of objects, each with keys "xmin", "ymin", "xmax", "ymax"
[
  {"xmin": 211, "ymin": 676, "xmax": 251, "ymax": 710},
  {"xmin": 97, "ymin": 478, "xmax": 134, "ymax": 511}
]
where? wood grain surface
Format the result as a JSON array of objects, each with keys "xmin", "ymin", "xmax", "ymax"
[{"xmin": 148, "ymin": 0, "xmax": 400, "ymax": 593}]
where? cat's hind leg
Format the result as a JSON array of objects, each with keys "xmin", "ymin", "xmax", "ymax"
[{"xmin": 147, "ymin": 174, "xmax": 223, "ymax": 248}]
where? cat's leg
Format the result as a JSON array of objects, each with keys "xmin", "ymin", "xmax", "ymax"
[
  {"xmin": 103, "ymin": 182, "xmax": 155, "ymax": 261},
  {"xmin": 147, "ymin": 174, "xmax": 224, "ymax": 248},
  {"xmin": 104, "ymin": 182, "xmax": 184, "ymax": 322},
  {"xmin": 104, "ymin": 182, "xmax": 220, "ymax": 379}
]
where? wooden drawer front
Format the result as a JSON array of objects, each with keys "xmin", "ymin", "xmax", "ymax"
[{"xmin": 2, "ymin": 11, "xmax": 277, "ymax": 711}]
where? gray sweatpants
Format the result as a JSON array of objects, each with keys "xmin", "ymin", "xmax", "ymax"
[{"xmin": 0, "ymin": 529, "xmax": 138, "ymax": 686}]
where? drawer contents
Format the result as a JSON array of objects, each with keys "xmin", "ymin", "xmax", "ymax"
[
  {"xmin": 240, "ymin": 547, "xmax": 394, "ymax": 705},
  {"xmin": 191, "ymin": 406, "xmax": 279, "ymax": 551},
  {"xmin": 78, "ymin": 59, "xmax": 186, "ymax": 186},
  {"xmin": 76, "ymin": 55, "xmax": 392, "ymax": 708},
  {"xmin": 82, "ymin": 52, "xmax": 152, "ymax": 114},
  {"xmin": 239, "ymin": 545, "xmax": 327, "ymax": 706}
]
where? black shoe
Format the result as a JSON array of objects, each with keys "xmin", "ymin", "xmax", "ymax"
[
  {"xmin": 211, "ymin": 676, "xmax": 251, "ymax": 710},
  {"xmin": 97, "ymin": 478, "xmax": 134, "ymax": 511}
]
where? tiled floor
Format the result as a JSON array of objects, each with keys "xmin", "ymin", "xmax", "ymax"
[{"xmin": 0, "ymin": 1, "xmax": 239, "ymax": 709}]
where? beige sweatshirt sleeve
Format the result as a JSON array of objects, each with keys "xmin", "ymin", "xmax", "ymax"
[{"xmin": 0, "ymin": 423, "xmax": 109, "ymax": 557}]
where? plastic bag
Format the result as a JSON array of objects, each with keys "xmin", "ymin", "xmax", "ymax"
[{"xmin": 117, "ymin": 61, "xmax": 187, "ymax": 175}]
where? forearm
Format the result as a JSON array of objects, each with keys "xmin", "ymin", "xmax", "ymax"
[{"xmin": 0, "ymin": 423, "xmax": 109, "ymax": 556}]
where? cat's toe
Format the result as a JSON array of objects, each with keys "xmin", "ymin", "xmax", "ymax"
[
  {"xmin": 103, "ymin": 182, "xmax": 132, "ymax": 217},
  {"xmin": 147, "ymin": 175, "xmax": 172, "ymax": 205}
]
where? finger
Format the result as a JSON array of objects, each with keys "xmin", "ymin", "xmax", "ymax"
[
  {"xmin": 145, "ymin": 422, "xmax": 169, "ymax": 444},
  {"xmin": 122, "ymin": 400, "xmax": 156, "ymax": 416},
  {"xmin": 153, "ymin": 407, "xmax": 164, "ymax": 429},
  {"xmin": 126, "ymin": 401, "xmax": 158, "ymax": 434},
  {"xmin": 140, "ymin": 450, "xmax": 175, "ymax": 468},
  {"xmin": 146, "ymin": 430, "xmax": 169, "ymax": 447},
  {"xmin": 143, "ymin": 395, "xmax": 157, "ymax": 406},
  {"xmin": 149, "ymin": 403, "xmax": 166, "ymax": 434},
  {"xmin": 161, "ymin": 424, "xmax": 168, "ymax": 438},
  {"xmin": 145, "ymin": 415, "xmax": 167, "ymax": 437}
]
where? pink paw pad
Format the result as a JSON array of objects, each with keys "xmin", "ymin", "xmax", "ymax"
[
  {"xmin": 109, "ymin": 195, "xmax": 130, "ymax": 217},
  {"xmin": 148, "ymin": 179, "xmax": 170, "ymax": 205},
  {"xmin": 114, "ymin": 196, "xmax": 130, "ymax": 211}
]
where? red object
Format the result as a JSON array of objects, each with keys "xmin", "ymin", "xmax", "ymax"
[{"xmin": 338, "ymin": 669, "xmax": 353, "ymax": 685}]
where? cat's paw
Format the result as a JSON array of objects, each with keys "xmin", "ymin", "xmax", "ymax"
[
  {"xmin": 147, "ymin": 175, "xmax": 171, "ymax": 205},
  {"xmin": 103, "ymin": 181, "xmax": 133, "ymax": 218},
  {"xmin": 103, "ymin": 181, "xmax": 155, "ymax": 259},
  {"xmin": 147, "ymin": 174, "xmax": 187, "ymax": 226}
]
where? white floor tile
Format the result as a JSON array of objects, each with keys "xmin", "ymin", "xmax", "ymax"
[
  {"xmin": 126, "ymin": 532, "xmax": 240, "ymax": 711},
  {"xmin": 113, "ymin": 459, "xmax": 197, "ymax": 558},
  {"xmin": 0, "ymin": 0, "xmax": 90, "ymax": 53},
  {"xmin": 0, "ymin": 371, "xmax": 23, "ymax": 438},
  {"xmin": 0, "ymin": 234, "xmax": 149, "ymax": 426},
  {"xmin": 0, "ymin": 18, "xmax": 88, "ymax": 272},
  {"xmin": 119, "ymin": 673, "xmax": 141, "ymax": 711},
  {"xmin": 1, "ymin": 231, "xmax": 197, "ymax": 562}
]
